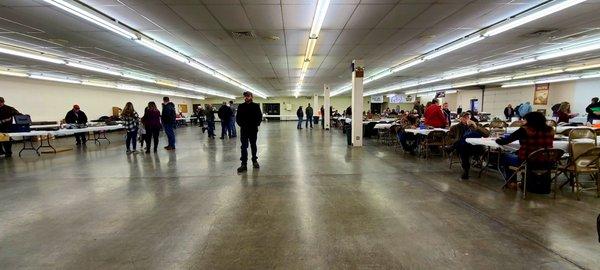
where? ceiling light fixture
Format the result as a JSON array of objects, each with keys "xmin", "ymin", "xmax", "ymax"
[
  {"xmin": 483, "ymin": 0, "xmax": 588, "ymax": 37},
  {"xmin": 44, "ymin": 0, "xmax": 266, "ymax": 97},
  {"xmin": 331, "ymin": 0, "xmax": 585, "ymax": 96},
  {"xmin": 538, "ymin": 40, "xmax": 600, "ymax": 60},
  {"xmin": 0, "ymin": 68, "xmax": 28, "ymax": 77},
  {"xmin": 479, "ymin": 58, "xmax": 537, "ymax": 73},
  {"xmin": 29, "ymin": 74, "xmax": 81, "ymax": 84},
  {"xmin": 43, "ymin": 0, "xmax": 138, "ymax": 39},
  {"xmin": 423, "ymin": 35, "xmax": 484, "ymax": 61},
  {"xmin": 66, "ymin": 61, "xmax": 122, "ymax": 76},
  {"xmin": 0, "ymin": 43, "xmax": 66, "ymax": 64}
]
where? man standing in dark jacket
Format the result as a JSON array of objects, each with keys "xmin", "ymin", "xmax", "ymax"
[
  {"xmin": 0, "ymin": 97, "xmax": 20, "ymax": 157},
  {"xmin": 65, "ymin": 104, "xmax": 88, "ymax": 145},
  {"xmin": 305, "ymin": 103, "xmax": 313, "ymax": 129},
  {"xmin": 218, "ymin": 102, "xmax": 233, "ymax": 139},
  {"xmin": 161, "ymin": 97, "xmax": 177, "ymax": 150},
  {"xmin": 236, "ymin": 91, "xmax": 263, "ymax": 173}
]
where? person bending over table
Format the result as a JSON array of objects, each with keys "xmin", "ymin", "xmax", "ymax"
[
  {"xmin": 397, "ymin": 111, "xmax": 420, "ymax": 155},
  {"xmin": 495, "ymin": 111, "xmax": 554, "ymax": 180},
  {"xmin": 0, "ymin": 97, "xmax": 21, "ymax": 157},
  {"xmin": 448, "ymin": 112, "xmax": 490, "ymax": 180},
  {"xmin": 556, "ymin": 102, "xmax": 579, "ymax": 124},
  {"xmin": 65, "ymin": 104, "xmax": 88, "ymax": 145},
  {"xmin": 424, "ymin": 98, "xmax": 448, "ymax": 128}
]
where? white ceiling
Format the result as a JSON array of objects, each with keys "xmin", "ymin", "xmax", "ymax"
[{"xmin": 0, "ymin": 0, "xmax": 599, "ymax": 97}]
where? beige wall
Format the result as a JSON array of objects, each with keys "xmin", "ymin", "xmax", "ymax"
[
  {"xmin": 449, "ymin": 77, "xmax": 600, "ymax": 118},
  {"xmin": 0, "ymin": 76, "xmax": 196, "ymax": 122}
]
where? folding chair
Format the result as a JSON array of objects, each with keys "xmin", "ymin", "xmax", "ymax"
[
  {"xmin": 419, "ymin": 130, "xmax": 447, "ymax": 159},
  {"xmin": 506, "ymin": 148, "xmax": 564, "ymax": 199},
  {"xmin": 559, "ymin": 146, "xmax": 600, "ymax": 200}
]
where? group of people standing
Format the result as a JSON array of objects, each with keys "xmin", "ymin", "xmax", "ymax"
[
  {"xmin": 117, "ymin": 96, "xmax": 177, "ymax": 153},
  {"xmin": 296, "ymin": 103, "xmax": 326, "ymax": 129}
]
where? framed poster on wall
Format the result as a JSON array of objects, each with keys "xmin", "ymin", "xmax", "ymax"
[
  {"xmin": 178, "ymin": 104, "xmax": 188, "ymax": 113},
  {"xmin": 371, "ymin": 95, "xmax": 384, "ymax": 103},
  {"xmin": 533, "ymin": 84, "xmax": 549, "ymax": 105}
]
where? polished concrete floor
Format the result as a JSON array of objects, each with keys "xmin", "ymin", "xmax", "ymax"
[{"xmin": 1, "ymin": 122, "xmax": 599, "ymax": 269}]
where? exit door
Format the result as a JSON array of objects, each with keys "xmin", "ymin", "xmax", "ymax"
[{"xmin": 263, "ymin": 103, "xmax": 280, "ymax": 121}]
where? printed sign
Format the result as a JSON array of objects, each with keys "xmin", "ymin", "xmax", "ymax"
[
  {"xmin": 389, "ymin": 94, "xmax": 405, "ymax": 104},
  {"xmin": 534, "ymin": 83, "xmax": 549, "ymax": 105},
  {"xmin": 371, "ymin": 95, "xmax": 384, "ymax": 103}
]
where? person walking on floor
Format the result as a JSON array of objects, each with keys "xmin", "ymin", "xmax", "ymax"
[
  {"xmin": 161, "ymin": 97, "xmax": 176, "ymax": 150},
  {"xmin": 205, "ymin": 104, "xmax": 216, "ymax": 139},
  {"xmin": 141, "ymin": 102, "xmax": 161, "ymax": 153},
  {"xmin": 0, "ymin": 97, "xmax": 20, "ymax": 158},
  {"xmin": 65, "ymin": 104, "xmax": 88, "ymax": 145},
  {"xmin": 296, "ymin": 106, "xmax": 304, "ymax": 129},
  {"xmin": 218, "ymin": 102, "xmax": 233, "ymax": 139},
  {"xmin": 121, "ymin": 102, "xmax": 140, "ymax": 154},
  {"xmin": 305, "ymin": 103, "xmax": 313, "ymax": 129},
  {"xmin": 228, "ymin": 101, "xmax": 237, "ymax": 138},
  {"xmin": 236, "ymin": 91, "xmax": 263, "ymax": 173}
]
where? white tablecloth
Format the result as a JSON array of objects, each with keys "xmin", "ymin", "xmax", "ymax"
[
  {"xmin": 404, "ymin": 128, "xmax": 448, "ymax": 135},
  {"xmin": 465, "ymin": 137, "xmax": 599, "ymax": 152},
  {"xmin": 8, "ymin": 125, "xmax": 124, "ymax": 138},
  {"xmin": 374, "ymin": 123, "xmax": 393, "ymax": 129}
]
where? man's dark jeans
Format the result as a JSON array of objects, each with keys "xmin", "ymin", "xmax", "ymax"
[{"xmin": 240, "ymin": 130, "xmax": 258, "ymax": 165}]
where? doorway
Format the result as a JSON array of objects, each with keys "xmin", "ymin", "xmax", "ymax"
[
  {"xmin": 263, "ymin": 103, "xmax": 280, "ymax": 121},
  {"xmin": 370, "ymin": 103, "xmax": 382, "ymax": 114}
]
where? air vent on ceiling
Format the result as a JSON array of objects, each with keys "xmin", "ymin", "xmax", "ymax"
[{"xmin": 231, "ymin": 31, "xmax": 256, "ymax": 40}]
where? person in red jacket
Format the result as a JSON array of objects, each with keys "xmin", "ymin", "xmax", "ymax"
[{"xmin": 424, "ymin": 99, "xmax": 448, "ymax": 128}]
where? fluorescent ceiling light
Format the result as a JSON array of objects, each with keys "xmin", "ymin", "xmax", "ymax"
[
  {"xmin": 536, "ymin": 76, "xmax": 577, "ymax": 84},
  {"xmin": 484, "ymin": 0, "xmax": 587, "ymax": 37},
  {"xmin": 423, "ymin": 35, "xmax": 484, "ymax": 60},
  {"xmin": 443, "ymin": 70, "xmax": 478, "ymax": 80},
  {"xmin": 565, "ymin": 63, "xmax": 600, "ymax": 71},
  {"xmin": 66, "ymin": 61, "xmax": 122, "ymax": 76},
  {"xmin": 538, "ymin": 41, "xmax": 600, "ymax": 60},
  {"xmin": 390, "ymin": 58, "xmax": 424, "ymax": 73},
  {"xmin": 513, "ymin": 69, "xmax": 564, "ymax": 79},
  {"xmin": 188, "ymin": 61, "xmax": 214, "ymax": 75},
  {"xmin": 136, "ymin": 37, "xmax": 189, "ymax": 63},
  {"xmin": 0, "ymin": 69, "xmax": 28, "ymax": 77},
  {"xmin": 43, "ymin": 0, "xmax": 137, "ymax": 39},
  {"xmin": 479, "ymin": 58, "xmax": 536, "ymax": 73},
  {"xmin": 305, "ymin": 39, "xmax": 317, "ymax": 61},
  {"xmin": 501, "ymin": 81, "xmax": 534, "ymax": 88},
  {"xmin": 580, "ymin": 73, "xmax": 600, "ymax": 79},
  {"xmin": 29, "ymin": 74, "xmax": 81, "ymax": 84},
  {"xmin": 155, "ymin": 79, "xmax": 178, "ymax": 88},
  {"xmin": 0, "ymin": 43, "xmax": 66, "ymax": 64},
  {"xmin": 309, "ymin": 0, "xmax": 331, "ymax": 38},
  {"xmin": 82, "ymin": 80, "xmax": 117, "ymax": 88},
  {"xmin": 122, "ymin": 72, "xmax": 155, "ymax": 83}
]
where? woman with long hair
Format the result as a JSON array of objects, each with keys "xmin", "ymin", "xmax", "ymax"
[
  {"xmin": 141, "ymin": 101, "xmax": 162, "ymax": 153},
  {"xmin": 496, "ymin": 111, "xmax": 555, "ymax": 178},
  {"xmin": 557, "ymin": 101, "xmax": 579, "ymax": 123},
  {"xmin": 121, "ymin": 102, "xmax": 139, "ymax": 153}
]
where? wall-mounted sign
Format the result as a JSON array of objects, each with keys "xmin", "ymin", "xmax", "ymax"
[
  {"xmin": 389, "ymin": 94, "xmax": 405, "ymax": 104},
  {"xmin": 371, "ymin": 95, "xmax": 384, "ymax": 103},
  {"xmin": 435, "ymin": 91, "xmax": 446, "ymax": 98},
  {"xmin": 534, "ymin": 83, "xmax": 549, "ymax": 105},
  {"xmin": 406, "ymin": 95, "xmax": 413, "ymax": 102}
]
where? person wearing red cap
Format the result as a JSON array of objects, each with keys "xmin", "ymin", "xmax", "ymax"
[{"xmin": 65, "ymin": 104, "xmax": 88, "ymax": 145}]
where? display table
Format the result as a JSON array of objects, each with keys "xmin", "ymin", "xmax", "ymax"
[{"xmin": 7, "ymin": 125, "xmax": 124, "ymax": 157}]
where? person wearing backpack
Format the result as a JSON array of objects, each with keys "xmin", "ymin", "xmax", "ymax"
[
  {"xmin": 0, "ymin": 97, "xmax": 20, "ymax": 157},
  {"xmin": 121, "ymin": 102, "xmax": 140, "ymax": 154}
]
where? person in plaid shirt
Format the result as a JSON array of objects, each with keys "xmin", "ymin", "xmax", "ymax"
[
  {"xmin": 121, "ymin": 102, "xmax": 140, "ymax": 153},
  {"xmin": 496, "ymin": 111, "xmax": 554, "ymax": 174}
]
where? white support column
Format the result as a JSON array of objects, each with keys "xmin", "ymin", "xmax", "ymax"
[
  {"xmin": 351, "ymin": 59, "xmax": 364, "ymax": 147},
  {"xmin": 324, "ymin": 84, "xmax": 331, "ymax": 130},
  {"xmin": 313, "ymin": 93, "xmax": 319, "ymax": 118}
]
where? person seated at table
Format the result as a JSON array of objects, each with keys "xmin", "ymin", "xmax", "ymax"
[
  {"xmin": 448, "ymin": 112, "xmax": 490, "ymax": 179},
  {"xmin": 465, "ymin": 110, "xmax": 479, "ymax": 123},
  {"xmin": 556, "ymin": 102, "xmax": 579, "ymax": 123},
  {"xmin": 424, "ymin": 98, "xmax": 448, "ymax": 128},
  {"xmin": 389, "ymin": 109, "xmax": 398, "ymax": 117},
  {"xmin": 366, "ymin": 110, "xmax": 373, "ymax": 119},
  {"xmin": 397, "ymin": 112, "xmax": 420, "ymax": 155},
  {"xmin": 586, "ymin": 97, "xmax": 600, "ymax": 123},
  {"xmin": 0, "ymin": 97, "xmax": 21, "ymax": 158},
  {"xmin": 65, "ymin": 104, "xmax": 88, "ymax": 145},
  {"xmin": 495, "ymin": 111, "xmax": 554, "ymax": 179}
]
